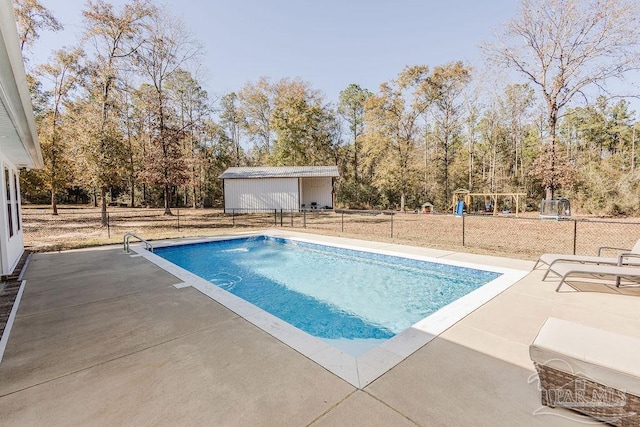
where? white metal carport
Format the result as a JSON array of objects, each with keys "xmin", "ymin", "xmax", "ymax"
[{"xmin": 219, "ymin": 166, "xmax": 339, "ymax": 213}]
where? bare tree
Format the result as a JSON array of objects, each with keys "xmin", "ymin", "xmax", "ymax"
[
  {"xmin": 36, "ymin": 48, "xmax": 83, "ymax": 215},
  {"xmin": 13, "ymin": 0, "xmax": 63, "ymax": 54},
  {"xmin": 365, "ymin": 66, "xmax": 431, "ymax": 211},
  {"xmin": 134, "ymin": 10, "xmax": 201, "ymax": 215},
  {"xmin": 82, "ymin": 0, "xmax": 155, "ymax": 224},
  {"xmin": 485, "ymin": 0, "xmax": 640, "ymax": 199},
  {"xmin": 499, "ymin": 83, "xmax": 535, "ymax": 183},
  {"xmin": 219, "ymin": 92, "xmax": 244, "ymax": 167},
  {"xmin": 167, "ymin": 69, "xmax": 212, "ymax": 207},
  {"xmin": 237, "ymin": 77, "xmax": 276, "ymax": 162},
  {"xmin": 425, "ymin": 62, "xmax": 471, "ymax": 204}
]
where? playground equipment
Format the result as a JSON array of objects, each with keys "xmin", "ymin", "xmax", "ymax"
[
  {"xmin": 452, "ymin": 189, "xmax": 470, "ymax": 215},
  {"xmin": 451, "ymin": 189, "xmax": 527, "ymax": 216},
  {"xmin": 540, "ymin": 198, "xmax": 571, "ymax": 220}
]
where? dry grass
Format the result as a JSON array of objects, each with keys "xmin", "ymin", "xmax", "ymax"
[{"xmin": 22, "ymin": 205, "xmax": 640, "ymax": 260}]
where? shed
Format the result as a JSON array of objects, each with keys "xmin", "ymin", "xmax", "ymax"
[
  {"xmin": 219, "ymin": 166, "xmax": 339, "ymax": 212},
  {"xmin": 0, "ymin": 0, "xmax": 43, "ymax": 275}
]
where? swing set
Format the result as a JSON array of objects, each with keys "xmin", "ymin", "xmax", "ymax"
[{"xmin": 451, "ymin": 189, "xmax": 527, "ymax": 216}]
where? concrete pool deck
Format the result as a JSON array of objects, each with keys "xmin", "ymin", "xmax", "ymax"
[{"xmin": 1, "ymin": 231, "xmax": 639, "ymax": 425}]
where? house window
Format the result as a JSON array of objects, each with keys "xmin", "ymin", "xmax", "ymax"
[
  {"xmin": 5, "ymin": 168, "xmax": 13, "ymax": 238},
  {"xmin": 14, "ymin": 172, "xmax": 20, "ymax": 231}
]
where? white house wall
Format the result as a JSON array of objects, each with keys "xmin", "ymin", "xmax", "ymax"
[
  {"xmin": 224, "ymin": 178, "xmax": 299, "ymax": 212},
  {"xmin": 300, "ymin": 177, "xmax": 333, "ymax": 208},
  {"xmin": 0, "ymin": 151, "xmax": 23, "ymax": 275},
  {"xmin": 0, "ymin": 0, "xmax": 41, "ymax": 275}
]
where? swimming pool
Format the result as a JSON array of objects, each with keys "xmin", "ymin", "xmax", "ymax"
[
  {"xmin": 135, "ymin": 231, "xmax": 528, "ymax": 387},
  {"xmin": 154, "ymin": 236, "xmax": 500, "ymax": 355}
]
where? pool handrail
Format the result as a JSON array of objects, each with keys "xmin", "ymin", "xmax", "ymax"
[{"xmin": 123, "ymin": 233, "xmax": 154, "ymax": 253}]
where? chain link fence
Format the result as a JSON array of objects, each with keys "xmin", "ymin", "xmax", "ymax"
[{"xmin": 22, "ymin": 206, "xmax": 640, "ymax": 260}]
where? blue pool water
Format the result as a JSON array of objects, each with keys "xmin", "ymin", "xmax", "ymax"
[{"xmin": 155, "ymin": 236, "xmax": 501, "ymax": 354}]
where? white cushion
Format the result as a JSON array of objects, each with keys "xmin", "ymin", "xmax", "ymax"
[{"xmin": 530, "ymin": 317, "xmax": 640, "ymax": 396}]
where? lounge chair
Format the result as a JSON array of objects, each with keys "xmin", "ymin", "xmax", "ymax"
[
  {"xmin": 534, "ymin": 239, "xmax": 640, "ymax": 280},
  {"xmin": 548, "ymin": 262, "xmax": 640, "ymax": 291}
]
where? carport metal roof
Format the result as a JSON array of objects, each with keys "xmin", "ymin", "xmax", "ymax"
[{"xmin": 219, "ymin": 166, "xmax": 339, "ymax": 179}]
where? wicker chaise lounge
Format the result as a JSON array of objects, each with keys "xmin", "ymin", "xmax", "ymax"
[
  {"xmin": 547, "ymin": 263, "xmax": 640, "ymax": 291},
  {"xmin": 530, "ymin": 318, "xmax": 640, "ymax": 426}
]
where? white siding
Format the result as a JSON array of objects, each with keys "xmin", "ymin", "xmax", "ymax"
[
  {"xmin": 0, "ymin": 152, "xmax": 23, "ymax": 275},
  {"xmin": 0, "ymin": 0, "xmax": 39, "ymax": 274},
  {"xmin": 300, "ymin": 177, "xmax": 333, "ymax": 209},
  {"xmin": 224, "ymin": 178, "xmax": 299, "ymax": 212}
]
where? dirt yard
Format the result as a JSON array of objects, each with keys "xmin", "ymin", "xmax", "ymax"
[{"xmin": 21, "ymin": 205, "xmax": 640, "ymax": 260}]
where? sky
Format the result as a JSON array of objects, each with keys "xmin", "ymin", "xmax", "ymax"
[{"xmin": 29, "ymin": 0, "xmax": 519, "ymax": 104}]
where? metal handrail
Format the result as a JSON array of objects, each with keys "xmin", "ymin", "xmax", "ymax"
[{"xmin": 123, "ymin": 233, "xmax": 154, "ymax": 253}]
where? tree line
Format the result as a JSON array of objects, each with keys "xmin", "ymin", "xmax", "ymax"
[{"xmin": 15, "ymin": 0, "xmax": 640, "ymax": 218}]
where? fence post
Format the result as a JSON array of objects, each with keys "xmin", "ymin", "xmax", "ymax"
[
  {"xmin": 573, "ymin": 219, "xmax": 577, "ymax": 255},
  {"xmin": 107, "ymin": 212, "xmax": 110, "ymax": 238},
  {"xmin": 341, "ymin": 211, "xmax": 344, "ymax": 233},
  {"xmin": 303, "ymin": 210, "xmax": 306, "ymax": 228},
  {"xmin": 462, "ymin": 213, "xmax": 465, "ymax": 247},
  {"xmin": 177, "ymin": 208, "xmax": 180, "ymax": 231},
  {"xmin": 390, "ymin": 212, "xmax": 393, "ymax": 239},
  {"xmin": 232, "ymin": 208, "xmax": 235, "ymax": 227},
  {"xmin": 290, "ymin": 209, "xmax": 293, "ymax": 227},
  {"xmin": 274, "ymin": 209, "xmax": 277, "ymax": 226},
  {"xmin": 280, "ymin": 209, "xmax": 283, "ymax": 227}
]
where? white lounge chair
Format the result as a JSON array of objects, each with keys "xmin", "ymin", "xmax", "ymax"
[
  {"xmin": 548, "ymin": 262, "xmax": 640, "ymax": 291},
  {"xmin": 534, "ymin": 239, "xmax": 640, "ymax": 280}
]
